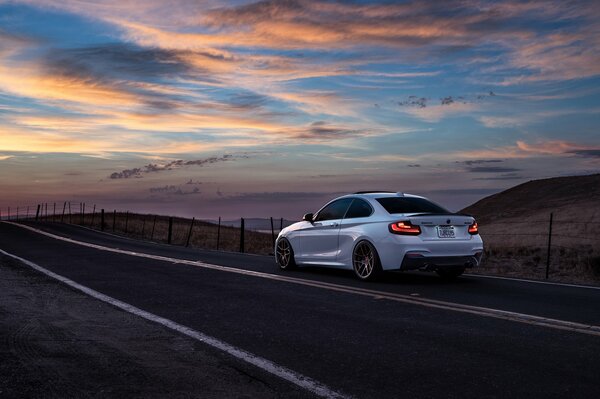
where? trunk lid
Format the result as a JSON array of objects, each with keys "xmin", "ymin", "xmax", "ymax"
[{"xmin": 406, "ymin": 213, "xmax": 474, "ymax": 241}]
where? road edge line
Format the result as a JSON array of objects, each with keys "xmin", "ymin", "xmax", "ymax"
[
  {"xmin": 0, "ymin": 248, "xmax": 348, "ymax": 399},
  {"xmin": 463, "ymin": 273, "xmax": 600, "ymax": 290}
]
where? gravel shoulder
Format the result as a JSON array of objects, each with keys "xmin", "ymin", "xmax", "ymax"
[{"xmin": 0, "ymin": 255, "xmax": 311, "ymax": 399}]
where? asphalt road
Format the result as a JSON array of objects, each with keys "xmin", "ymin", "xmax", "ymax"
[
  {"xmin": 1, "ymin": 221, "xmax": 599, "ymax": 398},
  {"xmin": 0, "ymin": 255, "xmax": 311, "ymax": 399}
]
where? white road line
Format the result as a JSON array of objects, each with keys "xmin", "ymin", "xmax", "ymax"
[
  {"xmin": 464, "ymin": 273, "xmax": 600, "ymax": 290},
  {"xmin": 0, "ymin": 248, "xmax": 348, "ymax": 399},
  {"xmin": 5, "ymin": 222, "xmax": 600, "ymax": 337}
]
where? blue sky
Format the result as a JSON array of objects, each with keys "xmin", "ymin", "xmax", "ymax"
[{"xmin": 0, "ymin": 0, "xmax": 599, "ymax": 218}]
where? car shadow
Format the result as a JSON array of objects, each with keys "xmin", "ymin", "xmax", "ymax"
[{"xmin": 292, "ymin": 266, "xmax": 476, "ymax": 286}]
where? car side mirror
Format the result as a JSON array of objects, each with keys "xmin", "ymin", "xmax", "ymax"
[{"xmin": 303, "ymin": 213, "xmax": 314, "ymax": 223}]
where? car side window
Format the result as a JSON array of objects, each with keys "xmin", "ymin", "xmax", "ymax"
[
  {"xmin": 344, "ymin": 199, "xmax": 373, "ymax": 219},
  {"xmin": 314, "ymin": 198, "xmax": 353, "ymax": 221}
]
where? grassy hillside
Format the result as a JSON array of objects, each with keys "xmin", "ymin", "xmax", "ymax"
[
  {"xmin": 461, "ymin": 174, "xmax": 600, "ymax": 284},
  {"xmin": 462, "ymin": 173, "xmax": 600, "ymax": 223}
]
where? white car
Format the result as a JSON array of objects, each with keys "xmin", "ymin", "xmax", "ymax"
[{"xmin": 275, "ymin": 192, "xmax": 483, "ymax": 280}]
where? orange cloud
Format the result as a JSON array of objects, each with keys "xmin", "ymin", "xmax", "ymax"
[
  {"xmin": 515, "ymin": 140, "xmax": 594, "ymax": 155},
  {"xmin": 454, "ymin": 140, "xmax": 600, "ymax": 160},
  {"xmin": 0, "ymin": 126, "xmax": 112, "ymax": 153},
  {"xmin": 0, "ymin": 124, "xmax": 259, "ymax": 154},
  {"xmin": 96, "ymin": 110, "xmax": 286, "ymax": 133},
  {"xmin": 0, "ymin": 65, "xmax": 142, "ymax": 108},
  {"xmin": 269, "ymin": 91, "xmax": 358, "ymax": 116}
]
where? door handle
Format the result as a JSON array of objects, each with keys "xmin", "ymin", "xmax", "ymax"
[{"xmin": 329, "ymin": 222, "xmax": 339, "ymax": 227}]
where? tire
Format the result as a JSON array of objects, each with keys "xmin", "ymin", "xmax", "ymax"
[
  {"xmin": 276, "ymin": 238, "xmax": 296, "ymax": 270},
  {"xmin": 436, "ymin": 266, "xmax": 465, "ymax": 280},
  {"xmin": 352, "ymin": 240, "xmax": 382, "ymax": 281}
]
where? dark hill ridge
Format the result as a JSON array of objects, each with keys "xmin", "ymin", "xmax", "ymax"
[
  {"xmin": 460, "ymin": 173, "xmax": 600, "ymax": 284},
  {"xmin": 461, "ymin": 173, "xmax": 600, "ymax": 224}
]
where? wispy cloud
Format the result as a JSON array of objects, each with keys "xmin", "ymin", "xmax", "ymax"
[
  {"xmin": 284, "ymin": 121, "xmax": 375, "ymax": 141},
  {"xmin": 569, "ymin": 150, "xmax": 600, "ymax": 158},
  {"xmin": 149, "ymin": 185, "xmax": 201, "ymax": 195},
  {"xmin": 466, "ymin": 166, "xmax": 521, "ymax": 173},
  {"xmin": 459, "ymin": 159, "xmax": 504, "ymax": 166},
  {"xmin": 473, "ymin": 172, "xmax": 525, "ymax": 181},
  {"xmin": 219, "ymin": 191, "xmax": 341, "ymax": 202},
  {"xmin": 401, "ymin": 102, "xmax": 478, "ymax": 122},
  {"xmin": 454, "ymin": 139, "xmax": 600, "ymax": 159},
  {"xmin": 109, "ymin": 155, "xmax": 239, "ymax": 179}
]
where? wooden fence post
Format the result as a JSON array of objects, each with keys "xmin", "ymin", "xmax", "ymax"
[
  {"xmin": 90, "ymin": 205, "xmax": 96, "ymax": 227},
  {"xmin": 141, "ymin": 216, "xmax": 146, "ymax": 237},
  {"xmin": 239, "ymin": 217, "xmax": 245, "ymax": 253},
  {"xmin": 545, "ymin": 212, "xmax": 553, "ymax": 280},
  {"xmin": 151, "ymin": 215, "xmax": 157, "ymax": 240},
  {"xmin": 36, "ymin": 204, "xmax": 41, "ymax": 221},
  {"xmin": 168, "ymin": 217, "xmax": 173, "ymax": 244},
  {"xmin": 101, "ymin": 209, "xmax": 105, "ymax": 231},
  {"xmin": 113, "ymin": 210, "xmax": 116, "ymax": 231},
  {"xmin": 216, "ymin": 217, "xmax": 221, "ymax": 250},
  {"xmin": 270, "ymin": 217, "xmax": 275, "ymax": 248},
  {"xmin": 186, "ymin": 217, "xmax": 195, "ymax": 247},
  {"xmin": 61, "ymin": 202, "xmax": 66, "ymax": 222},
  {"xmin": 124, "ymin": 211, "xmax": 129, "ymax": 234}
]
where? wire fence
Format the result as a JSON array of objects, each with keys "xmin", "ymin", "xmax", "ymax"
[
  {"xmin": 0, "ymin": 202, "xmax": 295, "ymax": 255},
  {"xmin": 2, "ymin": 203, "xmax": 599, "ymax": 283},
  {"xmin": 476, "ymin": 212, "xmax": 600, "ymax": 282}
]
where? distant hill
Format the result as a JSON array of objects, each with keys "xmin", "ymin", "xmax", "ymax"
[
  {"xmin": 461, "ymin": 173, "xmax": 600, "ymax": 224},
  {"xmin": 460, "ymin": 173, "xmax": 600, "ymax": 284}
]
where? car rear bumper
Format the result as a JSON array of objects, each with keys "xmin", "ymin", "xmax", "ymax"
[
  {"xmin": 400, "ymin": 252, "xmax": 483, "ymax": 271},
  {"xmin": 374, "ymin": 234, "xmax": 484, "ymax": 271}
]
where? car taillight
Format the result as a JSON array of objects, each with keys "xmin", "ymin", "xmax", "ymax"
[
  {"xmin": 468, "ymin": 222, "xmax": 479, "ymax": 235},
  {"xmin": 389, "ymin": 221, "xmax": 421, "ymax": 235}
]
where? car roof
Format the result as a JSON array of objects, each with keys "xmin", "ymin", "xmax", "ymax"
[{"xmin": 338, "ymin": 192, "xmax": 425, "ymax": 200}]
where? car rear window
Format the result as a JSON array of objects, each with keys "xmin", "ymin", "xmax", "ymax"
[{"xmin": 376, "ymin": 197, "xmax": 449, "ymax": 214}]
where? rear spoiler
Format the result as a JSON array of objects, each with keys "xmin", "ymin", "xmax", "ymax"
[{"xmin": 408, "ymin": 213, "xmax": 474, "ymax": 217}]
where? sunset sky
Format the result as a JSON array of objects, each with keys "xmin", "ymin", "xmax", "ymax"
[{"xmin": 1, "ymin": 0, "xmax": 599, "ymax": 219}]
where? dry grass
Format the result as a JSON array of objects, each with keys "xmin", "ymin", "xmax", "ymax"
[
  {"xmin": 474, "ymin": 245, "xmax": 600, "ymax": 285},
  {"xmin": 471, "ymin": 212, "xmax": 600, "ymax": 285},
  {"xmin": 460, "ymin": 174, "xmax": 600, "ymax": 284},
  {"xmin": 43, "ymin": 211, "xmax": 277, "ymax": 255}
]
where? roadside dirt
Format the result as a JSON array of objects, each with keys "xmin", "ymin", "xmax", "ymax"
[{"xmin": 0, "ymin": 256, "xmax": 311, "ymax": 399}]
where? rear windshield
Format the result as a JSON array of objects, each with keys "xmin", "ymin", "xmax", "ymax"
[{"xmin": 376, "ymin": 197, "xmax": 449, "ymax": 214}]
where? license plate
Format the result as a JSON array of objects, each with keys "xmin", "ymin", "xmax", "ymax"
[{"xmin": 437, "ymin": 226, "xmax": 455, "ymax": 238}]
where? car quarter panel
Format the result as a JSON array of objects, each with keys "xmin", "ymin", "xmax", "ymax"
[{"xmin": 337, "ymin": 218, "xmax": 389, "ymax": 268}]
